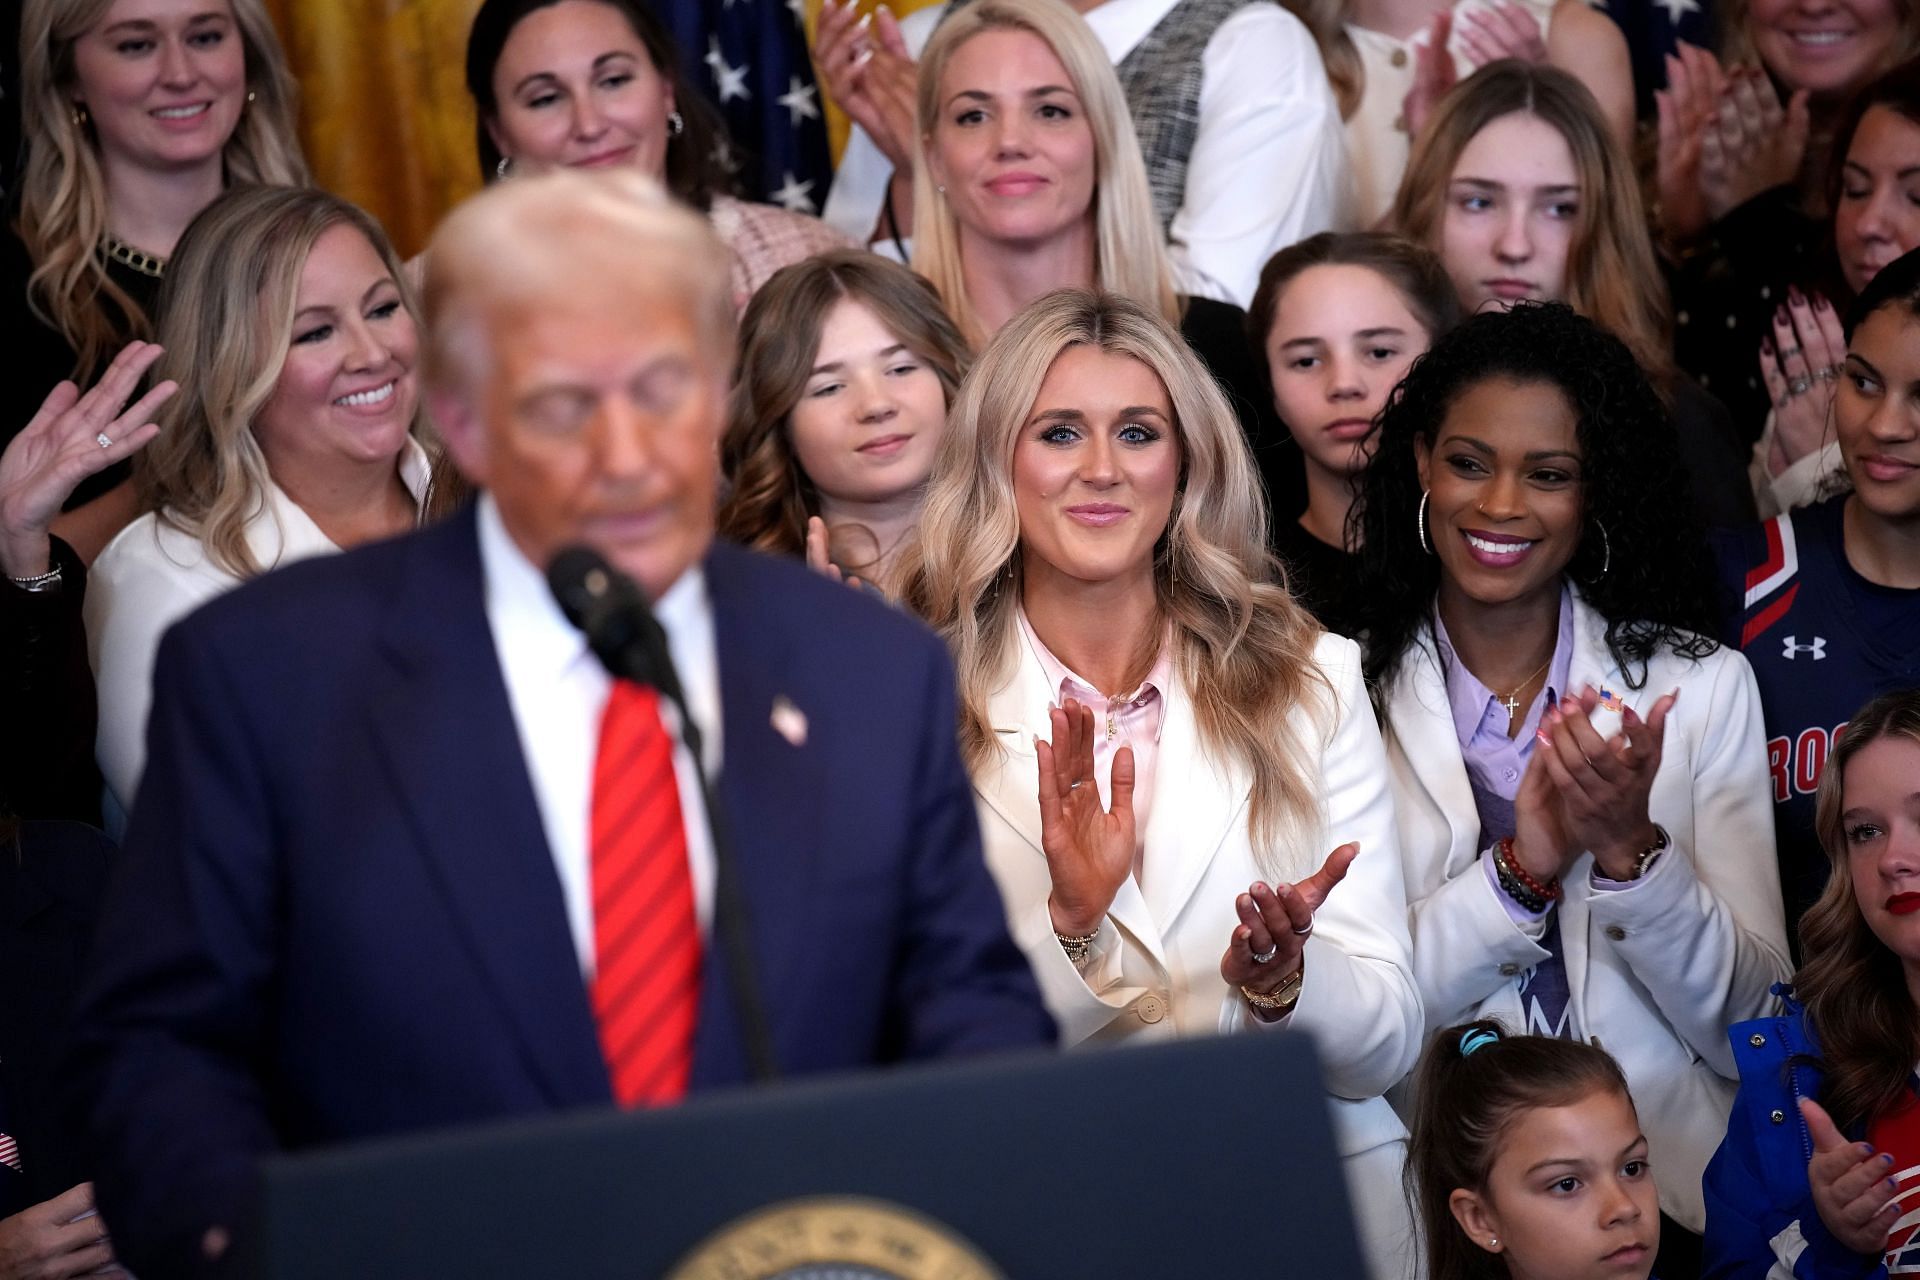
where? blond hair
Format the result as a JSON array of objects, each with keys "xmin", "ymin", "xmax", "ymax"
[
  {"xmin": 1282, "ymin": 0, "xmax": 1364, "ymax": 119},
  {"xmin": 898, "ymin": 289, "xmax": 1331, "ymax": 875},
  {"xmin": 422, "ymin": 168, "xmax": 734, "ymax": 401},
  {"xmin": 140, "ymin": 186, "xmax": 428, "ymax": 580},
  {"xmin": 1386, "ymin": 62, "xmax": 1674, "ymax": 382},
  {"xmin": 909, "ymin": 0, "xmax": 1180, "ymax": 347},
  {"xmin": 16, "ymin": 0, "xmax": 307, "ymax": 385}
]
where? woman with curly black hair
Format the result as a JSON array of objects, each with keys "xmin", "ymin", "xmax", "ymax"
[{"xmin": 1353, "ymin": 302, "xmax": 1791, "ymax": 1274}]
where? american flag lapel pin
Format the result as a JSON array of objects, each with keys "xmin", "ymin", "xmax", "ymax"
[{"xmin": 770, "ymin": 696, "xmax": 808, "ymax": 748}]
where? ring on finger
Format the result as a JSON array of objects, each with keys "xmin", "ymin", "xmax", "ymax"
[
  {"xmin": 1068, "ymin": 779, "xmax": 1084, "ymax": 791},
  {"xmin": 1251, "ymin": 942, "xmax": 1279, "ymax": 964},
  {"xmin": 1778, "ymin": 345, "xmax": 1802, "ymax": 360},
  {"xmin": 1817, "ymin": 365, "xmax": 1839, "ymax": 382},
  {"xmin": 96, "ymin": 432, "xmax": 113, "ymax": 449},
  {"xmin": 1291, "ymin": 919, "xmax": 1314, "ymax": 938},
  {"xmin": 1788, "ymin": 375, "xmax": 1813, "ymax": 397}
]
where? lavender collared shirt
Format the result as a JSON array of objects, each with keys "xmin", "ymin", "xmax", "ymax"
[
  {"xmin": 1017, "ymin": 608, "xmax": 1174, "ymax": 870},
  {"xmin": 1436, "ymin": 586, "xmax": 1578, "ymax": 1038}
]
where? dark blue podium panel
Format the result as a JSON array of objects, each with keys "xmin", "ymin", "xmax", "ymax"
[{"xmin": 245, "ymin": 1031, "xmax": 1367, "ymax": 1279}]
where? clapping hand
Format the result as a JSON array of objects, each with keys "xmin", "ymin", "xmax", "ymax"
[
  {"xmin": 1654, "ymin": 43, "xmax": 1729, "ymax": 241},
  {"xmin": 1453, "ymin": 2, "xmax": 1549, "ymax": 68},
  {"xmin": 1037, "ymin": 698, "xmax": 1135, "ymax": 937},
  {"xmin": 804, "ymin": 515, "xmax": 866, "ymax": 591},
  {"xmin": 1699, "ymin": 64, "xmax": 1810, "ymax": 223},
  {"xmin": 1761, "ymin": 290, "xmax": 1846, "ymax": 478},
  {"xmin": 1402, "ymin": 10, "xmax": 1458, "ymax": 144},
  {"xmin": 814, "ymin": 0, "xmax": 920, "ymax": 173},
  {"xmin": 1533, "ymin": 685, "xmax": 1677, "ymax": 882},
  {"xmin": 1802, "ymin": 1097, "xmax": 1902, "ymax": 1258},
  {"xmin": 0, "ymin": 341, "xmax": 173, "ymax": 580},
  {"xmin": 1219, "ymin": 843, "xmax": 1359, "ymax": 1007}
]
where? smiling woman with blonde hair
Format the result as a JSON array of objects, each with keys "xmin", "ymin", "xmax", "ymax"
[
  {"xmin": 86, "ymin": 185, "xmax": 446, "ymax": 823},
  {"xmin": 900, "ymin": 287, "xmax": 1424, "ymax": 1280},
  {"xmin": 7, "ymin": 0, "xmax": 306, "ymax": 556}
]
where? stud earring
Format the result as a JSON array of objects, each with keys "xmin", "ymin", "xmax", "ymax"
[
  {"xmin": 71, "ymin": 102, "xmax": 90, "ymax": 128},
  {"xmin": 495, "ymin": 156, "xmax": 512, "ymax": 180},
  {"xmin": 1489, "ymin": 1238, "xmax": 1500, "ymax": 1249},
  {"xmin": 246, "ymin": 89, "xmax": 257, "ymax": 104},
  {"xmin": 1417, "ymin": 489, "xmax": 1433, "ymax": 555}
]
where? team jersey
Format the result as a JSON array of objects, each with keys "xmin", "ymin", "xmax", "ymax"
[
  {"xmin": 1714, "ymin": 497, "xmax": 1920, "ymax": 942},
  {"xmin": 1870, "ymin": 1088, "xmax": 1920, "ymax": 1275}
]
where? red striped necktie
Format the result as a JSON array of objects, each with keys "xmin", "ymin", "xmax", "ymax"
[{"xmin": 589, "ymin": 679, "xmax": 701, "ymax": 1107}]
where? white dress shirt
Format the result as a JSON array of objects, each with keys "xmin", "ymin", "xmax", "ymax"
[
  {"xmin": 88, "ymin": 439, "xmax": 435, "ymax": 824},
  {"xmin": 476, "ymin": 497, "xmax": 722, "ymax": 974},
  {"xmin": 822, "ymin": 0, "xmax": 1351, "ymax": 306}
]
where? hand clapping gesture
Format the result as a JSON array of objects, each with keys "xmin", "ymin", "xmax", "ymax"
[
  {"xmin": 0, "ymin": 341, "xmax": 173, "ymax": 580},
  {"xmin": 1523, "ymin": 685, "xmax": 1678, "ymax": 883},
  {"xmin": 1037, "ymin": 698, "xmax": 1135, "ymax": 938},
  {"xmin": 1699, "ymin": 64, "xmax": 1810, "ymax": 223},
  {"xmin": 804, "ymin": 515, "xmax": 866, "ymax": 591},
  {"xmin": 1761, "ymin": 289, "xmax": 1846, "ymax": 478},
  {"xmin": 1801, "ymin": 1097, "xmax": 1901, "ymax": 1259},
  {"xmin": 813, "ymin": 0, "xmax": 920, "ymax": 174},
  {"xmin": 1219, "ymin": 843, "xmax": 1360, "ymax": 1008}
]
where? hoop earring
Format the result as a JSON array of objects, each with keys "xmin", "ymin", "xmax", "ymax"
[
  {"xmin": 1417, "ymin": 490, "xmax": 1433, "ymax": 555},
  {"xmin": 495, "ymin": 156, "xmax": 511, "ymax": 180},
  {"xmin": 1590, "ymin": 521, "xmax": 1612, "ymax": 580},
  {"xmin": 668, "ymin": 109, "xmax": 686, "ymax": 137}
]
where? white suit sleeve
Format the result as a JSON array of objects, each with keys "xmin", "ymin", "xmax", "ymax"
[
  {"xmin": 86, "ymin": 526, "xmax": 228, "ymax": 819},
  {"xmin": 1227, "ymin": 635, "xmax": 1423, "ymax": 1100},
  {"xmin": 1584, "ymin": 649, "xmax": 1791, "ymax": 1076},
  {"xmin": 1172, "ymin": 5, "xmax": 1352, "ymax": 307}
]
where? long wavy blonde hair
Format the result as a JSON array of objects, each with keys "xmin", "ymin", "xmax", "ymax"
[
  {"xmin": 909, "ymin": 0, "xmax": 1180, "ymax": 348},
  {"xmin": 1386, "ymin": 62, "xmax": 1675, "ymax": 384},
  {"xmin": 898, "ymin": 289, "xmax": 1331, "ymax": 875},
  {"xmin": 16, "ymin": 0, "xmax": 307, "ymax": 385},
  {"xmin": 139, "ymin": 186, "xmax": 431, "ymax": 580}
]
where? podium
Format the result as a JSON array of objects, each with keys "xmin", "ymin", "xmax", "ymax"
[{"xmin": 241, "ymin": 1031, "xmax": 1368, "ymax": 1278}]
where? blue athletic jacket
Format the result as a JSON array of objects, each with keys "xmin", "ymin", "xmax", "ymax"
[{"xmin": 1702, "ymin": 988, "xmax": 1895, "ymax": 1279}]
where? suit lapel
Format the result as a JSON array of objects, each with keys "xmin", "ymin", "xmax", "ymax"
[
  {"xmin": 1138, "ymin": 685, "xmax": 1247, "ymax": 931},
  {"xmin": 365, "ymin": 511, "xmax": 610, "ymax": 1109},
  {"xmin": 1387, "ymin": 628, "xmax": 1481, "ymax": 875},
  {"xmin": 695, "ymin": 546, "xmax": 828, "ymax": 1079},
  {"xmin": 980, "ymin": 636, "xmax": 1164, "ymax": 968}
]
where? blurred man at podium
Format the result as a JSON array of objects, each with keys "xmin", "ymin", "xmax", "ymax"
[{"xmin": 68, "ymin": 170, "xmax": 1054, "ymax": 1279}]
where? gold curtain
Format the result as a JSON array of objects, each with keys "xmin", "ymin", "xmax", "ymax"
[{"xmin": 265, "ymin": 0, "xmax": 946, "ymax": 257}]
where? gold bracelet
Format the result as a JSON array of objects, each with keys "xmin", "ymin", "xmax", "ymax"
[
  {"xmin": 1054, "ymin": 927, "xmax": 1100, "ymax": 964},
  {"xmin": 1240, "ymin": 963, "xmax": 1304, "ymax": 1015}
]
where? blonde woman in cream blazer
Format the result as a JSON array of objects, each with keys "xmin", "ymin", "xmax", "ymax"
[{"xmin": 901, "ymin": 289, "xmax": 1423, "ymax": 1280}]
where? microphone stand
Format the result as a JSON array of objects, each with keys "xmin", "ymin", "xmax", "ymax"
[{"xmin": 548, "ymin": 550, "xmax": 779, "ymax": 1086}]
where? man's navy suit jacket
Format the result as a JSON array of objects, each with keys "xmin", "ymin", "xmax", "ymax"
[{"xmin": 68, "ymin": 509, "xmax": 1054, "ymax": 1275}]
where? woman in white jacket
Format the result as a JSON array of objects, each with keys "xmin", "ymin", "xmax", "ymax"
[
  {"xmin": 1348, "ymin": 301, "xmax": 1791, "ymax": 1277},
  {"xmin": 900, "ymin": 288, "xmax": 1423, "ymax": 1280}
]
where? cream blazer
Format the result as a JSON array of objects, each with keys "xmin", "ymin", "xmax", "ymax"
[
  {"xmin": 1383, "ymin": 591, "xmax": 1791, "ymax": 1231},
  {"xmin": 972, "ymin": 628, "xmax": 1422, "ymax": 1164}
]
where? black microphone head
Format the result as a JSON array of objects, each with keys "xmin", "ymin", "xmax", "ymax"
[
  {"xmin": 545, "ymin": 545, "xmax": 678, "ymax": 697},
  {"xmin": 545, "ymin": 544, "xmax": 623, "ymax": 633}
]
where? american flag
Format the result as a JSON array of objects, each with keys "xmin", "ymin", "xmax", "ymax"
[{"xmin": 662, "ymin": 0, "xmax": 836, "ymax": 215}]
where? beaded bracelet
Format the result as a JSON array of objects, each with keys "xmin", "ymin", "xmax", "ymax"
[
  {"xmin": 1054, "ymin": 928, "xmax": 1100, "ymax": 964},
  {"xmin": 1493, "ymin": 837, "xmax": 1562, "ymax": 913}
]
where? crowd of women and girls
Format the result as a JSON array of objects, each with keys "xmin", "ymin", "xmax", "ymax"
[{"xmin": 0, "ymin": 0, "xmax": 1916, "ymax": 1273}]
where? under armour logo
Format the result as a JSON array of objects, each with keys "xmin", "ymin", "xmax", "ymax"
[{"xmin": 1782, "ymin": 635, "xmax": 1827, "ymax": 660}]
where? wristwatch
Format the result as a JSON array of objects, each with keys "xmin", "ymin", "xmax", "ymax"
[{"xmin": 1241, "ymin": 962, "xmax": 1304, "ymax": 1018}]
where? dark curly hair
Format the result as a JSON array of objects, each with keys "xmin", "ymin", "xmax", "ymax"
[{"xmin": 1351, "ymin": 302, "xmax": 1719, "ymax": 694}]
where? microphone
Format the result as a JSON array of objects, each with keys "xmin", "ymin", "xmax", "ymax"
[{"xmin": 546, "ymin": 545, "xmax": 779, "ymax": 1086}]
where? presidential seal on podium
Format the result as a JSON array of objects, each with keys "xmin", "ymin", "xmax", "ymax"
[{"xmin": 667, "ymin": 1197, "xmax": 1003, "ymax": 1280}]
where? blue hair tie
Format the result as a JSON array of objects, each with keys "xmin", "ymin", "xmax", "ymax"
[{"xmin": 1459, "ymin": 1028, "xmax": 1501, "ymax": 1058}]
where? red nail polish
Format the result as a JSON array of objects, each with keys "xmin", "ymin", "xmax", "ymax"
[
  {"xmin": 1760, "ymin": 336, "xmax": 1773, "ymax": 355},
  {"xmin": 1789, "ymin": 284, "xmax": 1806, "ymax": 304}
]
